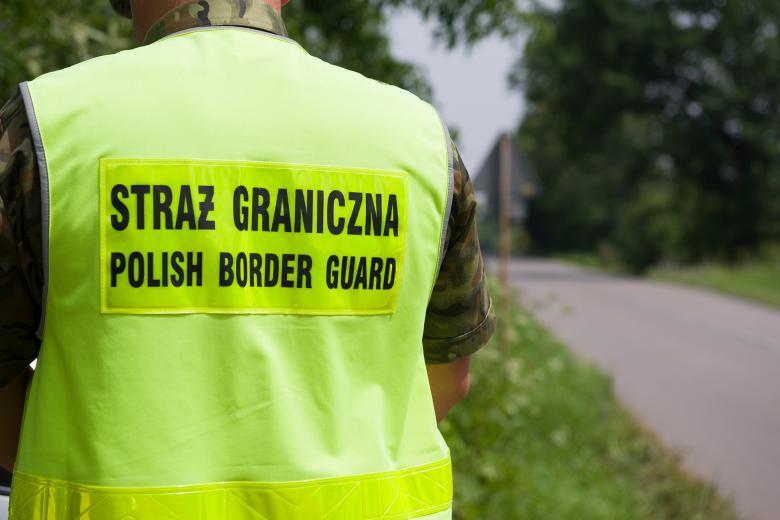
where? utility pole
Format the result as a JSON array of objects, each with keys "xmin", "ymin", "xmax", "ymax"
[{"xmin": 499, "ymin": 134, "xmax": 511, "ymax": 345}]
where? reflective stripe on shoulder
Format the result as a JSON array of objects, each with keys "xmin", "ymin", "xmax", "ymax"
[
  {"xmin": 9, "ymin": 457, "xmax": 453, "ymax": 520},
  {"xmin": 18, "ymin": 82, "xmax": 50, "ymax": 340},
  {"xmin": 435, "ymin": 114, "xmax": 455, "ymax": 278}
]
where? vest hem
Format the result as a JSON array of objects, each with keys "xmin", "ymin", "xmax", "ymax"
[{"xmin": 10, "ymin": 457, "xmax": 453, "ymax": 520}]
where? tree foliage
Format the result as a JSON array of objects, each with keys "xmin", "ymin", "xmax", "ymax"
[
  {"xmin": 0, "ymin": 0, "xmax": 130, "ymax": 101},
  {"xmin": 0, "ymin": 0, "xmax": 523, "ymax": 102},
  {"xmin": 517, "ymin": 0, "xmax": 780, "ymax": 271}
]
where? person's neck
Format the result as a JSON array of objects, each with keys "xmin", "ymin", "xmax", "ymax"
[{"xmin": 131, "ymin": 0, "xmax": 283, "ymax": 44}]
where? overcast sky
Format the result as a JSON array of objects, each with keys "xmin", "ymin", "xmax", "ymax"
[{"xmin": 388, "ymin": 8, "xmax": 528, "ymax": 174}]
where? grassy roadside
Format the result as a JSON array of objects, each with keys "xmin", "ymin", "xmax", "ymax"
[
  {"xmin": 440, "ymin": 287, "xmax": 736, "ymax": 519},
  {"xmin": 650, "ymin": 260, "xmax": 780, "ymax": 309},
  {"xmin": 557, "ymin": 252, "xmax": 625, "ymax": 275},
  {"xmin": 560, "ymin": 248, "xmax": 780, "ymax": 310}
]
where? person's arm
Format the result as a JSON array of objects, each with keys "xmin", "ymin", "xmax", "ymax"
[
  {"xmin": 0, "ymin": 92, "xmax": 45, "ymax": 468},
  {"xmin": 426, "ymin": 358, "xmax": 471, "ymax": 422},
  {"xmin": 423, "ymin": 141, "xmax": 495, "ymax": 422},
  {"xmin": 0, "ymin": 368, "xmax": 32, "ymax": 470}
]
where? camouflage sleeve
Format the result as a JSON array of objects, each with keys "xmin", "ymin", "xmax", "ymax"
[
  {"xmin": 423, "ymin": 141, "xmax": 495, "ymax": 364},
  {"xmin": 0, "ymin": 92, "xmax": 42, "ymax": 389}
]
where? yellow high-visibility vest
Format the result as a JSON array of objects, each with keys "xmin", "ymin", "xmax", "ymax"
[{"xmin": 11, "ymin": 26, "xmax": 454, "ymax": 519}]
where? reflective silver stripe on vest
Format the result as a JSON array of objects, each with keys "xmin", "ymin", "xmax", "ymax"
[
  {"xmin": 19, "ymin": 82, "xmax": 50, "ymax": 339},
  {"xmin": 436, "ymin": 114, "xmax": 456, "ymax": 277}
]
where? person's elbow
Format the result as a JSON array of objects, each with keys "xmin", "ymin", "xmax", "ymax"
[
  {"xmin": 427, "ymin": 357, "xmax": 471, "ymax": 422},
  {"xmin": 452, "ymin": 369, "xmax": 470, "ymax": 404}
]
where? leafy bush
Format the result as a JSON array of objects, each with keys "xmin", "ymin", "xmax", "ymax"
[{"xmin": 613, "ymin": 182, "xmax": 681, "ymax": 274}]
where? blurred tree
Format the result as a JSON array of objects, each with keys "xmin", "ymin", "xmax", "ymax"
[
  {"xmin": 0, "ymin": 0, "xmax": 524, "ymax": 102},
  {"xmin": 516, "ymin": 0, "xmax": 780, "ymax": 271},
  {"xmin": 0, "ymin": 0, "xmax": 131, "ymax": 101}
]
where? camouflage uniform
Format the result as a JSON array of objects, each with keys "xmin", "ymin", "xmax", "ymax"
[{"xmin": 0, "ymin": 0, "xmax": 494, "ymax": 387}]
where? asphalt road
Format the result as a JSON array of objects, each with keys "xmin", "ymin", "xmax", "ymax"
[{"xmin": 504, "ymin": 259, "xmax": 780, "ymax": 520}]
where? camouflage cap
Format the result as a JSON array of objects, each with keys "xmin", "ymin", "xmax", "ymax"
[{"xmin": 110, "ymin": 0, "xmax": 132, "ymax": 18}]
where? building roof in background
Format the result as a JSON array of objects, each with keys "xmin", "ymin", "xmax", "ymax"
[{"xmin": 475, "ymin": 133, "xmax": 541, "ymax": 221}]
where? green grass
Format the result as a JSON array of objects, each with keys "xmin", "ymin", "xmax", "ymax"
[
  {"xmin": 557, "ymin": 252, "xmax": 626, "ymax": 275},
  {"xmin": 560, "ymin": 246, "xmax": 780, "ymax": 309},
  {"xmin": 440, "ymin": 288, "xmax": 737, "ymax": 520},
  {"xmin": 557, "ymin": 252, "xmax": 608, "ymax": 270},
  {"xmin": 651, "ymin": 257, "xmax": 780, "ymax": 309}
]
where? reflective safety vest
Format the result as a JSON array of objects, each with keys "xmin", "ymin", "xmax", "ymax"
[{"xmin": 11, "ymin": 26, "xmax": 454, "ymax": 520}]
